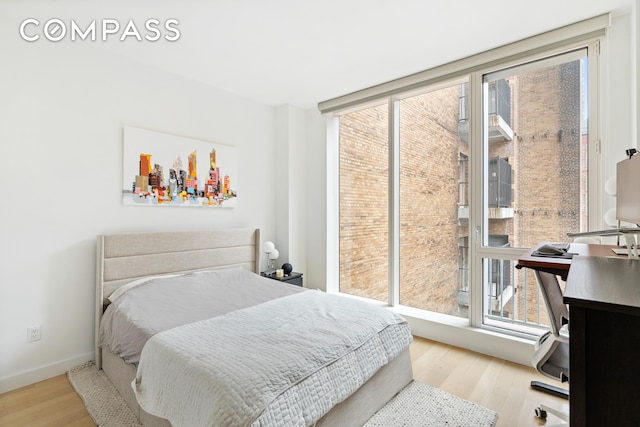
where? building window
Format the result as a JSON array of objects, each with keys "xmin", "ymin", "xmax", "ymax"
[{"xmin": 324, "ymin": 16, "xmax": 605, "ymax": 339}]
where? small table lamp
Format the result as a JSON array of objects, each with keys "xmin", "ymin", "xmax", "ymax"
[{"xmin": 264, "ymin": 241, "xmax": 279, "ymax": 273}]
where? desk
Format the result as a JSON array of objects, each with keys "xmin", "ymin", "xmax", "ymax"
[
  {"xmin": 564, "ymin": 256, "xmax": 640, "ymax": 426},
  {"xmin": 518, "ymin": 244, "xmax": 636, "ymax": 426},
  {"xmin": 517, "ymin": 242, "xmax": 619, "ymax": 280}
]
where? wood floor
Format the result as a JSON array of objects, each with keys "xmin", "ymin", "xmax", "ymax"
[
  {"xmin": 0, "ymin": 374, "xmax": 94, "ymax": 427},
  {"xmin": 410, "ymin": 337, "xmax": 568, "ymax": 426},
  {"xmin": 0, "ymin": 336, "xmax": 568, "ymax": 426}
]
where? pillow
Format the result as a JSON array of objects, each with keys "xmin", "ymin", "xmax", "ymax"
[{"xmin": 108, "ymin": 273, "xmax": 183, "ymax": 303}]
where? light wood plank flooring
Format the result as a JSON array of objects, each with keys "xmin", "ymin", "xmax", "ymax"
[
  {"xmin": 410, "ymin": 337, "xmax": 568, "ymax": 426},
  {"xmin": 0, "ymin": 374, "xmax": 94, "ymax": 427},
  {"xmin": 0, "ymin": 337, "xmax": 568, "ymax": 426}
]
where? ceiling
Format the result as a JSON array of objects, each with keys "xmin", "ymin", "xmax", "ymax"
[{"xmin": 6, "ymin": 0, "xmax": 633, "ymax": 109}]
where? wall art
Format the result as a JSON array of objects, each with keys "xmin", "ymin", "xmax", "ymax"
[{"xmin": 122, "ymin": 126, "xmax": 237, "ymax": 207}]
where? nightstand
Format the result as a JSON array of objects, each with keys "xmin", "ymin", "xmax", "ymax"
[{"xmin": 261, "ymin": 271, "xmax": 303, "ymax": 287}]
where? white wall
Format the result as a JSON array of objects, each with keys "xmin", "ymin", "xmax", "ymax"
[
  {"xmin": 274, "ymin": 105, "xmax": 309, "ymax": 275},
  {"xmin": 600, "ymin": 7, "xmax": 637, "ymax": 228},
  {"xmin": 302, "ymin": 109, "xmax": 327, "ymax": 290},
  {"xmin": 0, "ymin": 25, "xmax": 279, "ymax": 392}
]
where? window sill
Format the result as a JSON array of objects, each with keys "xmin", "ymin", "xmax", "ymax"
[
  {"xmin": 392, "ymin": 305, "xmax": 536, "ymax": 366},
  {"xmin": 332, "ymin": 292, "xmax": 536, "ymax": 366}
]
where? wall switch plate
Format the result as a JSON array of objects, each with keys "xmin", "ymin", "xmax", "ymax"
[{"xmin": 27, "ymin": 325, "xmax": 41, "ymax": 342}]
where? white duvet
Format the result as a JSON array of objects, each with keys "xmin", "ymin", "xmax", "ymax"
[{"xmin": 133, "ymin": 290, "xmax": 412, "ymax": 427}]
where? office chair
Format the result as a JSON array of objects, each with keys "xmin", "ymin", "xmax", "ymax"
[{"xmin": 531, "ymin": 270, "xmax": 570, "ymax": 425}]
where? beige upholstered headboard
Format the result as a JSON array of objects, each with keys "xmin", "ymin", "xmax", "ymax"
[{"xmin": 95, "ymin": 228, "xmax": 260, "ymax": 368}]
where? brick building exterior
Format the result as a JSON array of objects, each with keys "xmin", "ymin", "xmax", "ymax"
[
  {"xmin": 338, "ymin": 60, "xmax": 584, "ymax": 326},
  {"xmin": 339, "ymin": 104, "xmax": 389, "ymax": 302}
]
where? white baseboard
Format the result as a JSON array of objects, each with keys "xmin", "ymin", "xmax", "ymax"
[{"xmin": 0, "ymin": 351, "xmax": 94, "ymax": 394}]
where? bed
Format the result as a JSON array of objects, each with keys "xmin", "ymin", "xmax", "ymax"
[{"xmin": 95, "ymin": 228, "xmax": 413, "ymax": 427}]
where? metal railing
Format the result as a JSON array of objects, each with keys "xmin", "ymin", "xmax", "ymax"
[
  {"xmin": 484, "ymin": 259, "xmax": 547, "ymax": 330},
  {"xmin": 487, "ymin": 79, "xmax": 511, "ymax": 127},
  {"xmin": 458, "ymin": 79, "xmax": 511, "ymax": 127}
]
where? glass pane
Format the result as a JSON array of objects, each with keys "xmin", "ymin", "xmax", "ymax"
[
  {"xmin": 483, "ymin": 257, "xmax": 515, "ymax": 320},
  {"xmin": 483, "ymin": 258, "xmax": 553, "ymax": 332},
  {"xmin": 338, "ymin": 103, "xmax": 389, "ymax": 302},
  {"xmin": 398, "ymin": 82, "xmax": 469, "ymax": 318},
  {"xmin": 483, "ymin": 49, "xmax": 588, "ymax": 329},
  {"xmin": 484, "ymin": 51, "xmax": 588, "ymax": 249}
]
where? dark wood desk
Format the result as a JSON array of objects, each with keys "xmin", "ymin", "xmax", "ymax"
[
  {"xmin": 564, "ymin": 256, "xmax": 640, "ymax": 426},
  {"xmin": 516, "ymin": 242, "xmax": 619, "ymax": 280}
]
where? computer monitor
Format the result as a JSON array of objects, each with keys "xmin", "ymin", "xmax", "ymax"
[{"xmin": 616, "ymin": 154, "xmax": 640, "ymax": 225}]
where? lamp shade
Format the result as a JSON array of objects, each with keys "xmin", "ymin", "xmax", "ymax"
[
  {"xmin": 604, "ymin": 208, "xmax": 617, "ymax": 226},
  {"xmin": 268, "ymin": 248, "xmax": 279, "ymax": 260},
  {"xmin": 263, "ymin": 241, "xmax": 275, "ymax": 253},
  {"xmin": 604, "ymin": 176, "xmax": 617, "ymax": 196}
]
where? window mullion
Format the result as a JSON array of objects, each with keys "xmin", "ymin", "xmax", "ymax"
[
  {"xmin": 389, "ymin": 98, "xmax": 400, "ymax": 306},
  {"xmin": 587, "ymin": 39, "xmax": 601, "ymax": 231},
  {"xmin": 469, "ymin": 72, "xmax": 485, "ymax": 328}
]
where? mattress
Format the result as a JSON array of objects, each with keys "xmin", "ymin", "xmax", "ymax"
[{"xmin": 99, "ymin": 267, "xmax": 305, "ymax": 364}]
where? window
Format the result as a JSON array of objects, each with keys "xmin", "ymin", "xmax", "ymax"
[
  {"xmin": 338, "ymin": 102, "xmax": 389, "ymax": 302},
  {"xmin": 480, "ymin": 48, "xmax": 593, "ymax": 332},
  {"xmin": 323, "ymin": 15, "xmax": 606, "ymax": 339},
  {"xmin": 397, "ymin": 83, "xmax": 470, "ymax": 318}
]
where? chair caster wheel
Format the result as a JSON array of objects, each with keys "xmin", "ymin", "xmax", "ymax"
[{"xmin": 535, "ymin": 406, "xmax": 547, "ymax": 420}]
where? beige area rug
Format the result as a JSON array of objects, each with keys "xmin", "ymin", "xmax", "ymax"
[{"xmin": 68, "ymin": 362, "xmax": 498, "ymax": 427}]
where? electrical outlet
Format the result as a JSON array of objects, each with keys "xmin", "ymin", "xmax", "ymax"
[{"xmin": 27, "ymin": 325, "xmax": 41, "ymax": 342}]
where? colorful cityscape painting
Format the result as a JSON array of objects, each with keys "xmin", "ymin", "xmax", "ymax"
[{"xmin": 122, "ymin": 126, "xmax": 238, "ymax": 208}]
